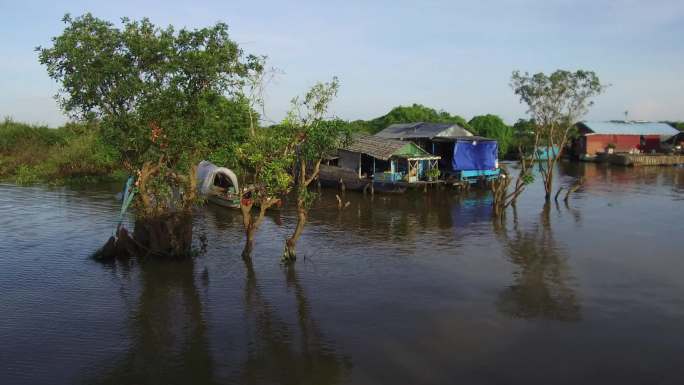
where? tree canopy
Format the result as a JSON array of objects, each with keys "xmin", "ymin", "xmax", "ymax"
[
  {"xmin": 511, "ymin": 69, "xmax": 606, "ymax": 199},
  {"xmin": 468, "ymin": 114, "xmax": 513, "ymax": 157},
  {"xmin": 362, "ymin": 104, "xmax": 470, "ymax": 133},
  {"xmin": 664, "ymin": 121, "xmax": 684, "ymax": 131},
  {"xmin": 38, "ymin": 13, "xmax": 261, "ymax": 173}
]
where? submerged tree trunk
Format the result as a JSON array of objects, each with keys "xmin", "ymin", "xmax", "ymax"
[
  {"xmin": 242, "ymin": 227, "xmax": 256, "ymax": 260},
  {"xmin": 282, "ymin": 159, "xmax": 320, "ymax": 263},
  {"xmin": 240, "ymin": 201, "xmax": 256, "ymax": 259},
  {"xmin": 132, "ymin": 213, "xmax": 193, "ymax": 257},
  {"xmin": 95, "ymin": 212, "xmax": 193, "ymax": 260},
  {"xmin": 544, "ymin": 173, "xmax": 553, "ymax": 201},
  {"xmin": 283, "ymin": 202, "xmax": 307, "ymax": 262},
  {"xmin": 240, "ymin": 198, "xmax": 277, "ymax": 259}
]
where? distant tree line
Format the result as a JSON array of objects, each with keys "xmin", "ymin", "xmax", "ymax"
[{"xmin": 341, "ymin": 103, "xmax": 536, "ymax": 159}]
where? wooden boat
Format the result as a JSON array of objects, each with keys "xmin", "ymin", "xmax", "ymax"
[
  {"xmin": 207, "ymin": 187, "xmax": 241, "ymax": 208},
  {"xmin": 197, "ymin": 161, "xmax": 282, "ymax": 209},
  {"xmin": 197, "ymin": 161, "xmax": 241, "ymax": 209}
]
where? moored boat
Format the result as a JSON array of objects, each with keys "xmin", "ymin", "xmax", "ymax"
[{"xmin": 197, "ymin": 161, "xmax": 241, "ymax": 208}]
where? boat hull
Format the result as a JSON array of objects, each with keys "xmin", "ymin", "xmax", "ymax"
[{"xmin": 207, "ymin": 195, "xmax": 240, "ymax": 209}]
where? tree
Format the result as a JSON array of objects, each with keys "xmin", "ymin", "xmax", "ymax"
[
  {"xmin": 468, "ymin": 114, "xmax": 514, "ymax": 157},
  {"xmin": 344, "ymin": 119, "xmax": 373, "ymax": 134},
  {"xmin": 366, "ymin": 104, "xmax": 470, "ymax": 133},
  {"xmin": 232, "ymin": 130, "xmax": 294, "ymax": 259},
  {"xmin": 39, "ymin": 14, "xmax": 261, "ymax": 256},
  {"xmin": 280, "ymin": 78, "xmax": 351, "ymax": 262},
  {"xmin": 663, "ymin": 121, "xmax": 684, "ymax": 131},
  {"xmin": 511, "ymin": 70, "xmax": 606, "ymax": 200}
]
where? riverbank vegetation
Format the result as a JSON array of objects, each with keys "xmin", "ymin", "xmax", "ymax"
[{"xmin": 0, "ymin": 118, "xmax": 121, "ymax": 185}]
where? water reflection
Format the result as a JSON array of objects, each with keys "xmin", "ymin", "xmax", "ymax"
[
  {"xmin": 559, "ymin": 161, "xmax": 684, "ymax": 198},
  {"xmin": 307, "ymin": 189, "xmax": 496, "ymax": 244},
  {"xmin": 239, "ymin": 258, "xmax": 351, "ymax": 384},
  {"xmin": 4, "ymin": 163, "xmax": 684, "ymax": 384},
  {"xmin": 494, "ymin": 205, "xmax": 581, "ymax": 321},
  {"xmin": 90, "ymin": 259, "xmax": 216, "ymax": 385},
  {"xmin": 88, "ymin": 256, "xmax": 351, "ymax": 385}
]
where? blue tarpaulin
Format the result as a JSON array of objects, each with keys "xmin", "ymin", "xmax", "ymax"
[
  {"xmin": 452, "ymin": 140, "xmax": 498, "ymax": 171},
  {"xmin": 535, "ymin": 146, "xmax": 560, "ymax": 160}
]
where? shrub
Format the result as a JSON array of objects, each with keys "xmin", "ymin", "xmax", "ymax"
[
  {"xmin": 0, "ymin": 119, "xmax": 121, "ymax": 184},
  {"xmin": 0, "ymin": 118, "xmax": 64, "ymax": 153},
  {"xmin": 52, "ymin": 131, "xmax": 119, "ymax": 178}
]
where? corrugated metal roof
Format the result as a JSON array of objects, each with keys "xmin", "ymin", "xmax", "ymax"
[
  {"xmin": 453, "ymin": 136, "xmax": 497, "ymax": 143},
  {"xmin": 375, "ymin": 122, "xmax": 473, "ymax": 139},
  {"xmin": 579, "ymin": 121, "xmax": 679, "ymax": 136},
  {"xmin": 342, "ymin": 134, "xmax": 433, "ymax": 160}
]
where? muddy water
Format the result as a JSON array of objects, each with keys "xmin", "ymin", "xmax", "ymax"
[{"xmin": 1, "ymin": 162, "xmax": 684, "ymax": 385}]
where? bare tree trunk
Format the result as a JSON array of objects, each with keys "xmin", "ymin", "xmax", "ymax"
[
  {"xmin": 240, "ymin": 198, "xmax": 278, "ymax": 259},
  {"xmin": 544, "ymin": 173, "xmax": 553, "ymax": 201},
  {"xmin": 240, "ymin": 202, "xmax": 256, "ymax": 259},
  {"xmin": 283, "ymin": 203, "xmax": 307, "ymax": 262},
  {"xmin": 282, "ymin": 158, "xmax": 321, "ymax": 263}
]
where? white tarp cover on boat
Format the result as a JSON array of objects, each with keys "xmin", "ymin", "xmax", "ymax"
[{"xmin": 197, "ymin": 160, "xmax": 239, "ymax": 196}]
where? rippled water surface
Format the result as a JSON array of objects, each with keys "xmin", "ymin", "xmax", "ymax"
[{"xmin": 1, "ymin": 162, "xmax": 684, "ymax": 385}]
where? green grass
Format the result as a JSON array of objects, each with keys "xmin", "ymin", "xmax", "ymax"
[{"xmin": 0, "ymin": 118, "xmax": 123, "ymax": 185}]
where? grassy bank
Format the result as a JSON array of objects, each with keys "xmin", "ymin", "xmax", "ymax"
[{"xmin": 0, "ymin": 119, "xmax": 124, "ymax": 185}]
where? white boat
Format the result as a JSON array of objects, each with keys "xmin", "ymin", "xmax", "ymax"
[{"xmin": 197, "ymin": 161, "xmax": 241, "ymax": 208}]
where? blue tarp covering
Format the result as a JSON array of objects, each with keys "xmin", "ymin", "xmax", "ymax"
[
  {"xmin": 452, "ymin": 140, "xmax": 498, "ymax": 171},
  {"xmin": 535, "ymin": 146, "xmax": 560, "ymax": 160}
]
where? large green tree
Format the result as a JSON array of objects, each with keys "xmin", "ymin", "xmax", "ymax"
[
  {"xmin": 511, "ymin": 70, "xmax": 606, "ymax": 201},
  {"xmin": 38, "ymin": 14, "xmax": 261, "ymax": 256},
  {"xmin": 468, "ymin": 114, "xmax": 513, "ymax": 157},
  {"xmin": 38, "ymin": 14, "xmax": 260, "ymax": 210}
]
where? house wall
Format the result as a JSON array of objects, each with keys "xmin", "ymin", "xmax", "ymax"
[
  {"xmin": 338, "ymin": 150, "xmax": 360, "ymax": 171},
  {"xmin": 582, "ymin": 134, "xmax": 662, "ymax": 155},
  {"xmin": 421, "ymin": 140, "xmax": 454, "ymax": 170}
]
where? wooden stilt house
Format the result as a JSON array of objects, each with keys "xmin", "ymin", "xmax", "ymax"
[{"xmin": 319, "ymin": 134, "xmax": 440, "ymax": 192}]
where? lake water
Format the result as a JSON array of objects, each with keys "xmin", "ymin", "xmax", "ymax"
[{"xmin": 1, "ymin": 162, "xmax": 684, "ymax": 385}]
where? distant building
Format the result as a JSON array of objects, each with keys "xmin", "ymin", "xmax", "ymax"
[{"xmin": 574, "ymin": 121, "xmax": 680, "ymax": 157}]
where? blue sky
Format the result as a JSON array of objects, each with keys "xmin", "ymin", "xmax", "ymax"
[{"xmin": 1, "ymin": 0, "xmax": 683, "ymax": 126}]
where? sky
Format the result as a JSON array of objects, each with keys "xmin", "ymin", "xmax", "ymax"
[{"xmin": 1, "ymin": 0, "xmax": 683, "ymax": 126}]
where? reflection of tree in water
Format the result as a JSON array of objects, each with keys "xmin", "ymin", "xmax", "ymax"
[
  {"xmin": 90, "ymin": 257, "xmax": 349, "ymax": 385},
  {"xmin": 239, "ymin": 258, "xmax": 351, "ymax": 385},
  {"xmin": 90, "ymin": 259, "xmax": 217, "ymax": 385},
  {"xmin": 494, "ymin": 204, "xmax": 581, "ymax": 321}
]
